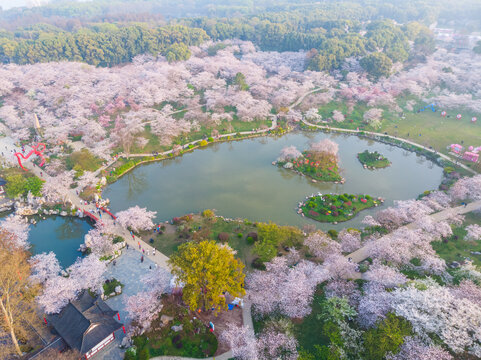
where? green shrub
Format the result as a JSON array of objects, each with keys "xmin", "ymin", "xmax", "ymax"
[
  {"xmin": 208, "ymin": 137, "xmax": 214, "ymax": 142},
  {"xmin": 328, "ymin": 229, "xmax": 338, "ymax": 239},
  {"xmin": 237, "ymin": 233, "xmax": 243, "ymax": 238},
  {"xmin": 113, "ymin": 236, "xmax": 124, "ymax": 244},
  {"xmin": 246, "ymin": 236, "xmax": 255, "ymax": 245},
  {"xmin": 138, "ymin": 347, "xmax": 150, "ymax": 360},
  {"xmin": 252, "ymin": 257, "xmax": 266, "ymax": 270}
]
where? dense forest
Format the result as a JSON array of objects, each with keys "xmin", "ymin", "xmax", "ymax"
[{"xmin": 0, "ymin": 1, "xmax": 435, "ymax": 76}]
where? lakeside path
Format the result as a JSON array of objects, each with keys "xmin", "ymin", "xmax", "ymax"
[
  {"xmin": 299, "ymin": 118, "xmax": 478, "ymax": 176},
  {"xmin": 121, "ymin": 115, "xmax": 277, "ymax": 158}
]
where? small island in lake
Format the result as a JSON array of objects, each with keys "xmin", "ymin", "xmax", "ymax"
[
  {"xmin": 357, "ymin": 150, "xmax": 391, "ymax": 169},
  {"xmin": 276, "ymin": 139, "xmax": 344, "ymax": 183},
  {"xmin": 298, "ymin": 193, "xmax": 382, "ymax": 223}
]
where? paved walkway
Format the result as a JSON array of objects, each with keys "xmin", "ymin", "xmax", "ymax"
[
  {"xmin": 124, "ymin": 115, "xmax": 277, "ymax": 158},
  {"xmin": 347, "ymin": 200, "xmax": 481, "ymax": 264},
  {"xmin": 300, "ymin": 119, "xmax": 478, "ymax": 175}
]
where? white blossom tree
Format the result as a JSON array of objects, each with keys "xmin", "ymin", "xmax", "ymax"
[
  {"xmin": 115, "ymin": 205, "xmax": 157, "ymax": 232},
  {"xmin": 29, "ymin": 252, "xmax": 61, "ymax": 284},
  {"xmin": 0, "ymin": 215, "xmax": 30, "ymax": 249},
  {"xmin": 278, "ymin": 146, "xmax": 302, "ymax": 162},
  {"xmin": 465, "ymin": 224, "xmax": 481, "ymax": 241}
]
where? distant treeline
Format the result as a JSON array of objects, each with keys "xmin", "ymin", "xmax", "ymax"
[{"xmin": 0, "ymin": 24, "xmax": 208, "ymax": 66}]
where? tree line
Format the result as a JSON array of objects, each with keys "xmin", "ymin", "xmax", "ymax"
[{"xmin": 0, "ymin": 23, "xmax": 208, "ymax": 66}]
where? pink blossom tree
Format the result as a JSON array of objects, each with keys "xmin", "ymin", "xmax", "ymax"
[
  {"xmin": 220, "ymin": 324, "xmax": 258, "ymax": 360},
  {"xmin": 465, "ymin": 224, "xmax": 481, "ymax": 241},
  {"xmin": 0, "ymin": 215, "xmax": 30, "ymax": 249},
  {"xmin": 257, "ymin": 327, "xmax": 298, "ymax": 360},
  {"xmin": 450, "ymin": 175, "xmax": 481, "ymax": 201},
  {"xmin": 332, "ymin": 110, "xmax": 345, "ymax": 122},
  {"xmin": 115, "ymin": 205, "xmax": 157, "ymax": 232},
  {"xmin": 124, "ymin": 268, "xmax": 170, "ymax": 334},
  {"xmin": 386, "ymin": 337, "xmax": 453, "ymax": 360},
  {"xmin": 309, "ymin": 138, "xmax": 339, "ymax": 156},
  {"xmin": 363, "ymin": 108, "xmax": 384, "ymax": 128},
  {"xmin": 42, "ymin": 170, "xmax": 75, "ymax": 204},
  {"xmin": 29, "ymin": 252, "xmax": 61, "ymax": 284},
  {"xmin": 304, "ymin": 231, "xmax": 341, "ymax": 260},
  {"xmin": 357, "ymin": 282, "xmax": 393, "ymax": 328},
  {"xmin": 278, "ymin": 146, "xmax": 302, "ymax": 162},
  {"xmin": 363, "ymin": 260, "xmax": 407, "ymax": 288},
  {"xmin": 338, "ymin": 229, "xmax": 362, "ymax": 253}
]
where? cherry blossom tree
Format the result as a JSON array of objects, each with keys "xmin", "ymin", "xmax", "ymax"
[
  {"xmin": 257, "ymin": 327, "xmax": 298, "ymax": 360},
  {"xmin": 0, "ymin": 215, "xmax": 30, "ymax": 249},
  {"xmin": 324, "ymin": 279, "xmax": 361, "ymax": 307},
  {"xmin": 324, "ymin": 254, "xmax": 358, "ymax": 279},
  {"xmin": 363, "ymin": 108, "xmax": 384, "ymax": 128},
  {"xmin": 29, "ymin": 252, "xmax": 61, "ymax": 284},
  {"xmin": 465, "ymin": 224, "xmax": 481, "ymax": 241},
  {"xmin": 357, "ymin": 282, "xmax": 393, "ymax": 328},
  {"xmin": 386, "ymin": 337, "xmax": 453, "ymax": 360},
  {"xmin": 304, "ymin": 231, "xmax": 341, "ymax": 260},
  {"xmin": 391, "ymin": 282, "xmax": 481, "ymax": 356},
  {"xmin": 309, "ymin": 139, "xmax": 339, "ymax": 156},
  {"xmin": 304, "ymin": 108, "xmax": 322, "ymax": 123},
  {"xmin": 83, "ymin": 227, "xmax": 116, "ymax": 257},
  {"xmin": 332, "ymin": 110, "xmax": 345, "ymax": 122},
  {"xmin": 115, "ymin": 205, "xmax": 157, "ymax": 232},
  {"xmin": 36, "ymin": 275, "xmax": 80, "ymax": 314},
  {"xmin": 247, "ymin": 257, "xmax": 329, "ymax": 318},
  {"xmin": 278, "ymin": 146, "xmax": 302, "ymax": 162},
  {"xmin": 363, "ymin": 260, "xmax": 407, "ymax": 288},
  {"xmin": 220, "ymin": 324, "xmax": 258, "ymax": 360},
  {"xmin": 450, "ymin": 175, "xmax": 481, "ymax": 201},
  {"xmin": 124, "ymin": 268, "xmax": 170, "ymax": 334},
  {"xmin": 42, "ymin": 170, "xmax": 75, "ymax": 204},
  {"xmin": 68, "ymin": 255, "xmax": 106, "ymax": 293},
  {"xmin": 338, "ymin": 229, "xmax": 362, "ymax": 253}
]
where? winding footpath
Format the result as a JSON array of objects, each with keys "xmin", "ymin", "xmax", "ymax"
[
  {"xmin": 124, "ymin": 115, "xmax": 278, "ymax": 158},
  {"xmin": 347, "ymin": 200, "xmax": 481, "ymax": 267}
]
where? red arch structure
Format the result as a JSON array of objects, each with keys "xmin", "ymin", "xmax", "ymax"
[
  {"xmin": 83, "ymin": 210, "xmax": 99, "ymax": 222},
  {"xmin": 14, "ymin": 143, "xmax": 47, "ymax": 171},
  {"xmin": 100, "ymin": 207, "xmax": 116, "ymax": 220}
]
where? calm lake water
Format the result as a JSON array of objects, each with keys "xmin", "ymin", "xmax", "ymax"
[
  {"xmin": 27, "ymin": 216, "xmax": 91, "ymax": 268},
  {"xmin": 103, "ymin": 131, "xmax": 444, "ymax": 231}
]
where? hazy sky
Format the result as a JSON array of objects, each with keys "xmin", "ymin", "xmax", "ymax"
[{"xmin": 0, "ymin": 0, "xmax": 48, "ymax": 10}]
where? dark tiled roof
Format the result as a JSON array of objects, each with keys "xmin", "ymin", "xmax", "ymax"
[{"xmin": 47, "ymin": 291, "xmax": 123, "ymax": 354}]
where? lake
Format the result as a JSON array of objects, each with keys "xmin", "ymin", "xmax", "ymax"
[{"xmin": 103, "ymin": 131, "xmax": 444, "ymax": 231}]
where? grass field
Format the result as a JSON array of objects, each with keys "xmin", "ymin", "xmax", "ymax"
[
  {"xmin": 432, "ymin": 212, "xmax": 481, "ymax": 267},
  {"xmin": 143, "ymin": 215, "xmax": 258, "ymax": 270},
  {"xmin": 316, "ymin": 100, "xmax": 481, "ymax": 172}
]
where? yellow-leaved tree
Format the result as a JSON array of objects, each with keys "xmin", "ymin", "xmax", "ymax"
[
  {"xmin": 169, "ymin": 240, "xmax": 245, "ymax": 312},
  {"xmin": 0, "ymin": 230, "xmax": 39, "ymax": 357}
]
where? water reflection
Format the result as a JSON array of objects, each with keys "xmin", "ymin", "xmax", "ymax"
[{"xmin": 104, "ymin": 131, "xmax": 444, "ymax": 231}]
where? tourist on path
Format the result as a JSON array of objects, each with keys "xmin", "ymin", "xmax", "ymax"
[{"xmin": 141, "ymin": 255, "xmax": 144, "ymax": 263}]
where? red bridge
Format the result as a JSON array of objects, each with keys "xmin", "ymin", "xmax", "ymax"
[
  {"xmin": 100, "ymin": 207, "xmax": 116, "ymax": 220},
  {"xmin": 83, "ymin": 210, "xmax": 99, "ymax": 222}
]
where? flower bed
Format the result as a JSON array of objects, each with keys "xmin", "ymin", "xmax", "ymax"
[
  {"xmin": 299, "ymin": 193, "xmax": 379, "ymax": 223},
  {"xmin": 357, "ymin": 150, "xmax": 391, "ymax": 169},
  {"xmin": 277, "ymin": 150, "xmax": 343, "ymax": 183}
]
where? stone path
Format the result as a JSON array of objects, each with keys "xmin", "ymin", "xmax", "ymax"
[{"xmin": 347, "ymin": 200, "xmax": 481, "ymax": 265}]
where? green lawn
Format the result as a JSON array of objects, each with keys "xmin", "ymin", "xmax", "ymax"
[
  {"xmin": 432, "ymin": 212, "xmax": 481, "ymax": 267},
  {"xmin": 315, "ymin": 100, "xmax": 481, "ymax": 171},
  {"xmin": 301, "ymin": 194, "xmax": 378, "ymax": 223},
  {"xmin": 357, "ymin": 150, "xmax": 391, "ymax": 169},
  {"xmin": 380, "ymin": 107, "xmax": 481, "ymax": 156},
  {"xmin": 64, "ymin": 148, "xmax": 103, "ymax": 172},
  {"xmin": 143, "ymin": 215, "xmax": 258, "ymax": 270}
]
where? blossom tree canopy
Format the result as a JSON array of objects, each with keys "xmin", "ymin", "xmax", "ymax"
[
  {"xmin": 465, "ymin": 224, "xmax": 481, "ymax": 241},
  {"xmin": 29, "ymin": 251, "xmax": 61, "ymax": 284},
  {"xmin": 309, "ymin": 138, "xmax": 339, "ymax": 156},
  {"xmin": 37, "ymin": 255, "xmax": 107, "ymax": 314},
  {"xmin": 124, "ymin": 267, "xmax": 171, "ymax": 334},
  {"xmin": 363, "ymin": 108, "xmax": 384, "ymax": 128},
  {"xmin": 0, "ymin": 215, "xmax": 30, "ymax": 249},
  {"xmin": 449, "ymin": 175, "xmax": 481, "ymax": 201},
  {"xmin": 304, "ymin": 231, "xmax": 341, "ymax": 261},
  {"xmin": 115, "ymin": 205, "xmax": 157, "ymax": 232},
  {"xmin": 220, "ymin": 324, "xmax": 258, "ymax": 360},
  {"xmin": 278, "ymin": 146, "xmax": 302, "ymax": 162}
]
